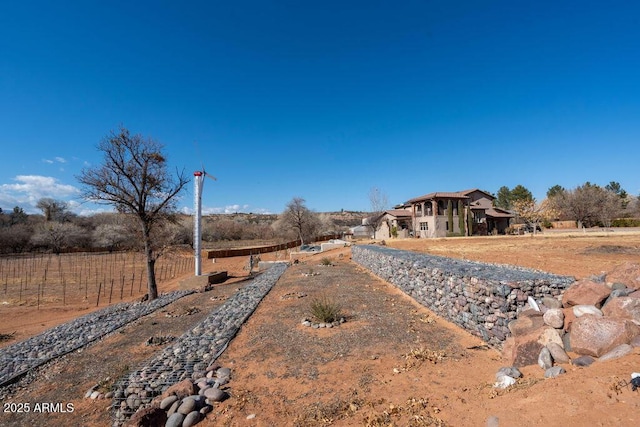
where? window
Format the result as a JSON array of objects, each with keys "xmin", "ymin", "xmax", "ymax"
[{"xmin": 419, "ymin": 222, "xmax": 428, "ymax": 231}]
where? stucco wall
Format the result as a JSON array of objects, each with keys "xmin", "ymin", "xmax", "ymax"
[{"xmin": 351, "ymin": 245, "xmax": 575, "ymax": 347}]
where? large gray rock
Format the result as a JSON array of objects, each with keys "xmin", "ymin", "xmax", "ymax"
[
  {"xmin": 602, "ymin": 297, "xmax": 640, "ymax": 324},
  {"xmin": 165, "ymin": 412, "xmax": 185, "ymax": 427},
  {"xmin": 538, "ymin": 347, "xmax": 553, "ymax": 369},
  {"xmin": 570, "ymin": 315, "xmax": 640, "ymax": 357},
  {"xmin": 572, "ymin": 355, "xmax": 595, "ymax": 367},
  {"xmin": 547, "ymin": 342, "xmax": 570, "ymax": 364},
  {"xmin": 597, "ymin": 344, "xmax": 634, "ymax": 362},
  {"xmin": 562, "ymin": 279, "xmax": 611, "ymax": 308}
]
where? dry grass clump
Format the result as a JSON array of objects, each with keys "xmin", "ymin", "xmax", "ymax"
[{"xmin": 308, "ymin": 295, "xmax": 342, "ymax": 323}]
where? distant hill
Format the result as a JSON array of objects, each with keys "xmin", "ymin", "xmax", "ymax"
[{"xmin": 203, "ymin": 211, "xmax": 368, "ymax": 228}]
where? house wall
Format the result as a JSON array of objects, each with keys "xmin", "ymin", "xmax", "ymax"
[
  {"xmin": 413, "ymin": 206, "xmax": 465, "ymax": 237},
  {"xmin": 352, "ymin": 245, "xmax": 574, "ymax": 347}
]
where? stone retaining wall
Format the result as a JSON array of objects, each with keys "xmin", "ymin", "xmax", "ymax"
[{"xmin": 352, "ymin": 245, "xmax": 575, "ymax": 347}]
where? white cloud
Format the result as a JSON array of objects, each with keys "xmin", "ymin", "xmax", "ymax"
[
  {"xmin": 42, "ymin": 157, "xmax": 67, "ymax": 164},
  {"xmin": 0, "ymin": 175, "xmax": 81, "ymax": 213}
]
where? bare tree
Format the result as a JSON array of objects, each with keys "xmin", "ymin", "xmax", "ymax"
[
  {"xmin": 77, "ymin": 127, "xmax": 188, "ymax": 300},
  {"xmin": 555, "ymin": 182, "xmax": 621, "ymax": 228},
  {"xmin": 281, "ymin": 197, "xmax": 318, "ymax": 245},
  {"xmin": 31, "ymin": 222, "xmax": 87, "ymax": 254},
  {"xmin": 512, "ymin": 198, "xmax": 558, "ymax": 235},
  {"xmin": 36, "ymin": 198, "xmax": 70, "ymax": 222},
  {"xmin": 367, "ymin": 187, "xmax": 389, "ymax": 239}
]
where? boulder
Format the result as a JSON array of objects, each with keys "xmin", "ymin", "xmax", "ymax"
[
  {"xmin": 502, "ymin": 335, "xmax": 544, "ymax": 367},
  {"xmin": 562, "ymin": 279, "xmax": 611, "ymax": 308},
  {"xmin": 606, "ymin": 262, "xmax": 640, "ymax": 290},
  {"xmin": 543, "ymin": 308, "xmax": 564, "ymax": 329},
  {"xmin": 570, "ymin": 315, "xmax": 640, "ymax": 357},
  {"xmin": 503, "ymin": 323, "xmax": 557, "ymax": 367},
  {"xmin": 508, "ymin": 314, "xmax": 545, "ymax": 337},
  {"xmin": 602, "ymin": 297, "xmax": 640, "ymax": 324}
]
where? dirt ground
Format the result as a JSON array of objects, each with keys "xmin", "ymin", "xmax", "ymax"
[{"xmin": 2, "ymin": 233, "xmax": 640, "ymax": 426}]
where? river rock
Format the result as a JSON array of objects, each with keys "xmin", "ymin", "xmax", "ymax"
[
  {"xmin": 538, "ymin": 347, "xmax": 553, "ymax": 370},
  {"xmin": 178, "ymin": 397, "xmax": 197, "ymax": 415},
  {"xmin": 160, "ymin": 395, "xmax": 179, "ymax": 410},
  {"xmin": 544, "ymin": 366, "xmax": 566, "ymax": 378},
  {"xmin": 182, "ymin": 411, "xmax": 202, "ymax": 427},
  {"xmin": 204, "ymin": 387, "xmax": 228, "ymax": 402},
  {"xmin": 494, "ymin": 375, "xmax": 517, "ymax": 389},
  {"xmin": 496, "ymin": 366, "xmax": 522, "ymax": 379},
  {"xmin": 546, "ymin": 342, "xmax": 570, "ymax": 364},
  {"xmin": 165, "ymin": 412, "xmax": 185, "ymax": 427},
  {"xmin": 572, "ymin": 305, "xmax": 603, "ymax": 317},
  {"xmin": 572, "ymin": 355, "xmax": 595, "ymax": 367}
]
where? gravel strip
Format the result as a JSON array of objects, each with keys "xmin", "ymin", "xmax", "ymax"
[
  {"xmin": 0, "ymin": 290, "xmax": 195, "ymax": 388},
  {"xmin": 111, "ymin": 263, "xmax": 288, "ymax": 426}
]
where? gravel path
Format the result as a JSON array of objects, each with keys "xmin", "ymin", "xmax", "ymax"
[
  {"xmin": 111, "ymin": 263, "xmax": 288, "ymax": 425},
  {"xmin": 0, "ymin": 290, "xmax": 195, "ymax": 388}
]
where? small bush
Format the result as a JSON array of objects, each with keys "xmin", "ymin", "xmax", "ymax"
[
  {"xmin": 309, "ymin": 295, "xmax": 342, "ymax": 323},
  {"xmin": 612, "ymin": 218, "xmax": 640, "ymax": 227},
  {"xmin": 320, "ymin": 257, "xmax": 333, "ymax": 266}
]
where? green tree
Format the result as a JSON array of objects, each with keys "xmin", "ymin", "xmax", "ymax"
[
  {"xmin": 77, "ymin": 127, "xmax": 189, "ymax": 300},
  {"xmin": 495, "ymin": 186, "xmax": 512, "ymax": 210},
  {"xmin": 510, "ymin": 185, "xmax": 533, "ymax": 204},
  {"xmin": 458, "ymin": 199, "xmax": 465, "ymax": 235},
  {"xmin": 546, "ymin": 185, "xmax": 566, "ymax": 199}
]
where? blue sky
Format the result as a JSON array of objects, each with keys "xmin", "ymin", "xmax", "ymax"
[{"xmin": 1, "ymin": 1, "xmax": 638, "ymax": 216}]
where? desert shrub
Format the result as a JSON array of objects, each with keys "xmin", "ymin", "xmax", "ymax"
[
  {"xmin": 309, "ymin": 295, "xmax": 342, "ymax": 323},
  {"xmin": 612, "ymin": 218, "xmax": 640, "ymax": 227},
  {"xmin": 320, "ymin": 257, "xmax": 333, "ymax": 266}
]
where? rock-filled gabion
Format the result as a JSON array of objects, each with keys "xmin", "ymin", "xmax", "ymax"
[
  {"xmin": 0, "ymin": 290, "xmax": 194, "ymax": 388},
  {"xmin": 112, "ymin": 263, "xmax": 287, "ymax": 426},
  {"xmin": 352, "ymin": 245, "xmax": 575, "ymax": 347}
]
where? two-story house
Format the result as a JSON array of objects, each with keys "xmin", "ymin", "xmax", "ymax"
[{"xmin": 402, "ymin": 188, "xmax": 513, "ymax": 238}]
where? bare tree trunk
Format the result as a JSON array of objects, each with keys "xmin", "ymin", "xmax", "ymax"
[{"xmin": 142, "ymin": 225, "xmax": 158, "ymax": 300}]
